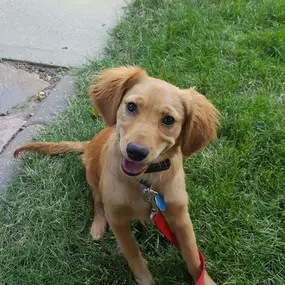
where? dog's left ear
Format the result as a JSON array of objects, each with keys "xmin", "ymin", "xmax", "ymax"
[
  {"xmin": 89, "ymin": 66, "xmax": 147, "ymax": 126},
  {"xmin": 180, "ymin": 89, "xmax": 220, "ymax": 156}
]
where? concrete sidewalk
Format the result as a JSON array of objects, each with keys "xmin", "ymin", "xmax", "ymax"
[
  {"xmin": 0, "ymin": 71, "xmax": 75, "ymax": 193},
  {"xmin": 0, "ymin": 0, "xmax": 126, "ymax": 66},
  {"xmin": 0, "ymin": 60, "xmax": 72, "ymax": 192}
]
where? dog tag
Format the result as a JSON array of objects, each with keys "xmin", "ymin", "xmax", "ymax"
[{"xmin": 155, "ymin": 194, "xmax": 166, "ymax": 211}]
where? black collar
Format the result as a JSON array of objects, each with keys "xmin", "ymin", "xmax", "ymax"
[
  {"xmin": 139, "ymin": 159, "xmax": 171, "ymax": 188},
  {"xmin": 145, "ymin": 159, "xmax": 171, "ymax": 174}
]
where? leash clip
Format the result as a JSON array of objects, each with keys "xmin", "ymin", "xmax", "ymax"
[
  {"xmin": 141, "ymin": 186, "xmax": 166, "ymax": 219},
  {"xmin": 141, "ymin": 188, "xmax": 158, "ymax": 218}
]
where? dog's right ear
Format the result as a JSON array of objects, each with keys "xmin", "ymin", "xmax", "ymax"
[
  {"xmin": 180, "ymin": 89, "xmax": 220, "ymax": 156},
  {"xmin": 89, "ymin": 66, "xmax": 147, "ymax": 126}
]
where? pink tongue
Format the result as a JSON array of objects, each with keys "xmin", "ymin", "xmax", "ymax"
[{"xmin": 123, "ymin": 158, "xmax": 147, "ymax": 174}]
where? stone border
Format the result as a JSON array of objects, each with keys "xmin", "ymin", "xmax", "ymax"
[{"xmin": 0, "ymin": 75, "xmax": 75, "ymax": 194}]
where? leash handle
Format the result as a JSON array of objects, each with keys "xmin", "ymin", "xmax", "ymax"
[{"xmin": 152, "ymin": 211, "xmax": 205, "ymax": 285}]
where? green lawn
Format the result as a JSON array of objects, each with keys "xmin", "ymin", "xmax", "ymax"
[{"xmin": 1, "ymin": 0, "xmax": 285, "ymax": 284}]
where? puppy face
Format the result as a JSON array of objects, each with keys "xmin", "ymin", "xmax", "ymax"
[
  {"xmin": 90, "ymin": 66, "xmax": 219, "ymax": 176},
  {"xmin": 116, "ymin": 79, "xmax": 185, "ymax": 175}
]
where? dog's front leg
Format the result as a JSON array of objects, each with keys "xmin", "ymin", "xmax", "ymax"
[
  {"xmin": 108, "ymin": 217, "xmax": 155, "ymax": 285},
  {"xmin": 166, "ymin": 205, "xmax": 216, "ymax": 285}
]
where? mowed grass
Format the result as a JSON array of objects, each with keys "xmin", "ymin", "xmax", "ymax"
[{"xmin": 1, "ymin": 0, "xmax": 285, "ymax": 284}]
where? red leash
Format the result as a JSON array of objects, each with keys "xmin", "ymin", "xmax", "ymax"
[
  {"xmin": 140, "ymin": 184, "xmax": 205, "ymax": 284},
  {"xmin": 153, "ymin": 210, "xmax": 205, "ymax": 285}
]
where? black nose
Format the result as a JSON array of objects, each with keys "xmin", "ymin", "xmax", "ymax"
[{"xmin": 126, "ymin": 143, "xmax": 149, "ymax": 161}]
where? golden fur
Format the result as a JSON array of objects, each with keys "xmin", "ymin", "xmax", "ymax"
[{"xmin": 15, "ymin": 66, "xmax": 220, "ymax": 285}]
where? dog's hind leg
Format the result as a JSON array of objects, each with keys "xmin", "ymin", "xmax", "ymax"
[
  {"xmin": 90, "ymin": 190, "xmax": 107, "ymax": 240},
  {"xmin": 86, "ymin": 168, "xmax": 107, "ymax": 240}
]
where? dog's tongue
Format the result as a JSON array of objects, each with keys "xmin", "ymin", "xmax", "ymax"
[{"xmin": 122, "ymin": 158, "xmax": 147, "ymax": 175}]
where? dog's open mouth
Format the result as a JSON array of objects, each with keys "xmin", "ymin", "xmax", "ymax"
[{"xmin": 121, "ymin": 157, "xmax": 148, "ymax": 176}]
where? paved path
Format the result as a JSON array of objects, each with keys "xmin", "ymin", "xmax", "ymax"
[
  {"xmin": 0, "ymin": 68, "xmax": 75, "ymax": 193},
  {"xmin": 0, "ymin": 0, "xmax": 126, "ymax": 66}
]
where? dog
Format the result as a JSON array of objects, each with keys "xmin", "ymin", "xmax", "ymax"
[{"xmin": 14, "ymin": 66, "xmax": 220, "ymax": 285}]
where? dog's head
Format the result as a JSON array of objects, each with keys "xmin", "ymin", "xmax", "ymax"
[{"xmin": 90, "ymin": 66, "xmax": 219, "ymax": 176}]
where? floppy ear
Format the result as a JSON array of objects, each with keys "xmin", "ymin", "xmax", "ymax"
[
  {"xmin": 180, "ymin": 89, "xmax": 220, "ymax": 156},
  {"xmin": 89, "ymin": 66, "xmax": 147, "ymax": 126}
]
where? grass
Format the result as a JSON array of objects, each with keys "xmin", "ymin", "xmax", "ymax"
[{"xmin": 1, "ymin": 0, "xmax": 285, "ymax": 284}]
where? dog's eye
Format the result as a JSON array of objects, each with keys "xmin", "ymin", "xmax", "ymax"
[
  {"xmin": 162, "ymin": 116, "xmax": 175, "ymax": 126},
  {"xmin": 127, "ymin": 102, "xmax": 137, "ymax": 114}
]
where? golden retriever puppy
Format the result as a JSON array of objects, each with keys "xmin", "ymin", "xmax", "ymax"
[{"xmin": 15, "ymin": 66, "xmax": 219, "ymax": 285}]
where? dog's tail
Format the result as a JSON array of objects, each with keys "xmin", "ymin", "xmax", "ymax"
[{"xmin": 14, "ymin": 141, "xmax": 89, "ymax": 158}]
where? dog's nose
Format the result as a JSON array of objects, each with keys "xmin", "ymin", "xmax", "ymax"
[{"xmin": 126, "ymin": 143, "xmax": 149, "ymax": 161}]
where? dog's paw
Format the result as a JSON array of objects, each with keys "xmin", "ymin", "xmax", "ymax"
[
  {"xmin": 135, "ymin": 275, "xmax": 155, "ymax": 285},
  {"xmin": 204, "ymin": 271, "xmax": 217, "ymax": 285},
  {"xmin": 90, "ymin": 215, "xmax": 107, "ymax": 240}
]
